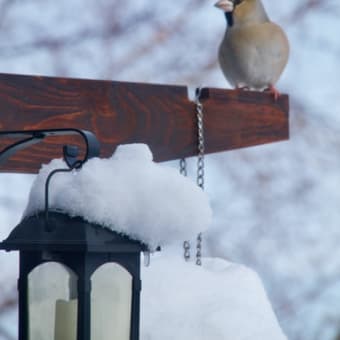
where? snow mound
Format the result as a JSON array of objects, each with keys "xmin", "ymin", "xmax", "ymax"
[
  {"xmin": 141, "ymin": 249, "xmax": 287, "ymax": 340},
  {"xmin": 23, "ymin": 144, "xmax": 212, "ymax": 249}
]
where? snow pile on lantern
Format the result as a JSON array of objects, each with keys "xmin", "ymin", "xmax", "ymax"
[{"xmin": 23, "ymin": 144, "xmax": 212, "ymax": 249}]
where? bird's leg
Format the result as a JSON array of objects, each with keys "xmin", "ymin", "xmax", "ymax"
[{"xmin": 264, "ymin": 84, "xmax": 280, "ymax": 101}]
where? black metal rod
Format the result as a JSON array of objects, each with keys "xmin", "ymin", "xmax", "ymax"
[
  {"xmin": 0, "ymin": 128, "xmax": 100, "ymax": 167},
  {"xmin": 44, "ymin": 166, "xmax": 80, "ymax": 232},
  {"xmin": 0, "ymin": 133, "xmax": 45, "ymax": 166},
  {"xmin": 0, "ymin": 128, "xmax": 100, "ymax": 230}
]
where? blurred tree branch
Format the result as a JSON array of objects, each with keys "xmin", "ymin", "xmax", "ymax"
[{"xmin": 0, "ymin": 290, "xmax": 17, "ymax": 340}]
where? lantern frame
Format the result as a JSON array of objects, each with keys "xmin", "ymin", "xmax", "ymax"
[
  {"xmin": 0, "ymin": 128, "xmax": 147, "ymax": 340},
  {"xmin": 0, "ymin": 211, "xmax": 147, "ymax": 340}
]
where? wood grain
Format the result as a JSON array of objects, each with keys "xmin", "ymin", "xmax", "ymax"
[{"xmin": 0, "ymin": 73, "xmax": 289, "ymax": 173}]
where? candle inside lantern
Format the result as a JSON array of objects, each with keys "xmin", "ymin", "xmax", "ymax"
[
  {"xmin": 53, "ymin": 264, "xmax": 132, "ymax": 340},
  {"xmin": 54, "ymin": 299, "xmax": 78, "ymax": 340},
  {"xmin": 28, "ymin": 262, "xmax": 78, "ymax": 340}
]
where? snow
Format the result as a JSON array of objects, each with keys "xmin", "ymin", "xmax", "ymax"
[
  {"xmin": 141, "ymin": 247, "xmax": 287, "ymax": 340},
  {"xmin": 0, "ymin": 250, "xmax": 288, "ymax": 340},
  {"xmin": 1, "ymin": 0, "xmax": 340, "ymax": 338},
  {"xmin": 23, "ymin": 144, "xmax": 212, "ymax": 249},
  {"xmin": 12, "ymin": 142, "xmax": 288, "ymax": 340}
]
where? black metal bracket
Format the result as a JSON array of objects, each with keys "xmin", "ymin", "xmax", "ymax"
[
  {"xmin": 0, "ymin": 128, "xmax": 101, "ymax": 231},
  {"xmin": 0, "ymin": 128, "xmax": 100, "ymax": 168}
]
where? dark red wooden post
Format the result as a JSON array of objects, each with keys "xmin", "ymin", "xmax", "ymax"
[{"xmin": 0, "ymin": 73, "xmax": 289, "ymax": 173}]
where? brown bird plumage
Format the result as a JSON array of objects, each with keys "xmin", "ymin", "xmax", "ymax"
[{"xmin": 215, "ymin": 0, "xmax": 289, "ymax": 98}]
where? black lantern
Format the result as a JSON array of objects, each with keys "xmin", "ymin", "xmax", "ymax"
[
  {"xmin": 0, "ymin": 212, "xmax": 146, "ymax": 340},
  {"xmin": 0, "ymin": 129, "xmax": 147, "ymax": 340}
]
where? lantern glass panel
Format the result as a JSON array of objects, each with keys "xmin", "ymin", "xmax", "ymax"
[
  {"xmin": 28, "ymin": 262, "xmax": 78, "ymax": 340},
  {"xmin": 91, "ymin": 263, "xmax": 132, "ymax": 340}
]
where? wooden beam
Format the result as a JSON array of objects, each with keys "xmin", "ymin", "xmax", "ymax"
[{"xmin": 0, "ymin": 73, "xmax": 289, "ymax": 174}]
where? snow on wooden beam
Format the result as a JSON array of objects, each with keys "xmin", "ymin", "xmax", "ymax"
[{"xmin": 0, "ymin": 73, "xmax": 289, "ymax": 173}]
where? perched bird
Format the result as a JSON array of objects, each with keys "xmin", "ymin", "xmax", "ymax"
[{"xmin": 215, "ymin": 0, "xmax": 289, "ymax": 99}]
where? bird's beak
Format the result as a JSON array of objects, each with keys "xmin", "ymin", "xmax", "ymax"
[
  {"xmin": 215, "ymin": 0, "xmax": 234, "ymax": 27},
  {"xmin": 214, "ymin": 0, "xmax": 234, "ymax": 12}
]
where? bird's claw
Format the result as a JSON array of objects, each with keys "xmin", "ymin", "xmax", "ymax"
[
  {"xmin": 236, "ymin": 85, "xmax": 251, "ymax": 91},
  {"xmin": 264, "ymin": 85, "xmax": 281, "ymax": 101}
]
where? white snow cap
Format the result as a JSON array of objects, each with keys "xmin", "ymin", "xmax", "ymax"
[
  {"xmin": 141, "ymin": 249, "xmax": 287, "ymax": 340},
  {"xmin": 23, "ymin": 144, "xmax": 212, "ymax": 249}
]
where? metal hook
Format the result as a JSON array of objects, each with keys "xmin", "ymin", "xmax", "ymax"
[
  {"xmin": 44, "ymin": 166, "xmax": 78, "ymax": 232},
  {"xmin": 195, "ymin": 87, "xmax": 203, "ymax": 104},
  {"xmin": 0, "ymin": 128, "xmax": 101, "ymax": 231}
]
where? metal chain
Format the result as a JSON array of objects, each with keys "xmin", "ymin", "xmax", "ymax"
[
  {"xmin": 180, "ymin": 158, "xmax": 190, "ymax": 260},
  {"xmin": 183, "ymin": 240, "xmax": 191, "ymax": 261},
  {"xmin": 180, "ymin": 88, "xmax": 205, "ymax": 265},
  {"xmin": 181, "ymin": 157, "xmax": 190, "ymax": 260},
  {"xmin": 195, "ymin": 87, "xmax": 204, "ymax": 266},
  {"xmin": 196, "ymin": 233, "xmax": 202, "ymax": 266},
  {"xmin": 196, "ymin": 88, "xmax": 205, "ymax": 190},
  {"xmin": 179, "ymin": 158, "xmax": 187, "ymax": 177}
]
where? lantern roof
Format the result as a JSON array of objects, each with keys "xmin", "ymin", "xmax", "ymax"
[
  {"xmin": 0, "ymin": 211, "xmax": 148, "ymax": 253},
  {"xmin": 23, "ymin": 144, "xmax": 212, "ymax": 250}
]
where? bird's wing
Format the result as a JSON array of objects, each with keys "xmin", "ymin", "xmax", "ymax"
[{"xmin": 226, "ymin": 22, "xmax": 289, "ymax": 87}]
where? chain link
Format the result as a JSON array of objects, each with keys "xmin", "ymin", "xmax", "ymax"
[
  {"xmin": 195, "ymin": 87, "xmax": 204, "ymax": 266},
  {"xmin": 196, "ymin": 233, "xmax": 202, "ymax": 266},
  {"xmin": 179, "ymin": 158, "xmax": 187, "ymax": 177},
  {"xmin": 183, "ymin": 241, "xmax": 191, "ymax": 261}
]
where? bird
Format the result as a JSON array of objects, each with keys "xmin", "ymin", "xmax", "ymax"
[{"xmin": 214, "ymin": 0, "xmax": 289, "ymax": 99}]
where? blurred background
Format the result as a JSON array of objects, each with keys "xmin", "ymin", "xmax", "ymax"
[{"xmin": 0, "ymin": 0, "xmax": 339, "ymax": 339}]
